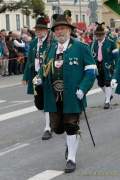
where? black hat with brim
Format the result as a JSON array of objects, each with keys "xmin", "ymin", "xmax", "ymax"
[
  {"xmin": 35, "ymin": 24, "xmax": 48, "ymax": 29},
  {"xmin": 51, "ymin": 15, "xmax": 75, "ymax": 32},
  {"xmin": 35, "ymin": 15, "xmax": 49, "ymax": 29}
]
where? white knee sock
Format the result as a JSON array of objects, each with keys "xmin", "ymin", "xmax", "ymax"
[
  {"xmin": 44, "ymin": 112, "xmax": 51, "ymax": 132},
  {"xmin": 66, "ymin": 134, "xmax": 79, "ymax": 163},
  {"xmin": 105, "ymin": 87, "xmax": 112, "ymax": 103},
  {"xmin": 101, "ymin": 86, "xmax": 105, "ymax": 93}
]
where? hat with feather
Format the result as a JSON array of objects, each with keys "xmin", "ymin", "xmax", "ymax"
[
  {"xmin": 95, "ymin": 22, "xmax": 105, "ymax": 35},
  {"xmin": 51, "ymin": 14, "xmax": 75, "ymax": 32},
  {"xmin": 35, "ymin": 14, "xmax": 50, "ymax": 29}
]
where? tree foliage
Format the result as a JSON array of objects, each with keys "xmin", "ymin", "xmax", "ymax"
[{"xmin": 0, "ymin": 0, "xmax": 45, "ymax": 17}]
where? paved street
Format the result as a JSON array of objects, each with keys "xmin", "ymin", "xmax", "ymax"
[{"xmin": 0, "ymin": 75, "xmax": 120, "ymax": 180}]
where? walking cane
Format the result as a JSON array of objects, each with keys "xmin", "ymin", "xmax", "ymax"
[{"xmin": 81, "ymin": 100, "xmax": 96, "ymax": 147}]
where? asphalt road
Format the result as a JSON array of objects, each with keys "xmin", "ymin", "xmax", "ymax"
[{"xmin": 0, "ymin": 75, "xmax": 120, "ymax": 180}]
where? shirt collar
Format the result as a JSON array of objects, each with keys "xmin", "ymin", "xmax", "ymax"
[
  {"xmin": 38, "ymin": 34, "xmax": 47, "ymax": 44},
  {"xmin": 98, "ymin": 38, "xmax": 105, "ymax": 45},
  {"xmin": 57, "ymin": 38, "xmax": 70, "ymax": 52}
]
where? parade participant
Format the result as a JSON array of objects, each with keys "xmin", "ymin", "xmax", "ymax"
[
  {"xmin": 111, "ymin": 38, "xmax": 120, "ymax": 91},
  {"xmin": 38, "ymin": 15, "xmax": 96, "ymax": 173},
  {"xmin": 22, "ymin": 14, "xmax": 53, "ymax": 140},
  {"xmin": 91, "ymin": 22, "xmax": 118, "ymax": 109}
]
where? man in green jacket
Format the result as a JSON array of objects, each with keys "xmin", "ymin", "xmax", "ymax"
[
  {"xmin": 111, "ymin": 38, "xmax": 120, "ymax": 93},
  {"xmin": 38, "ymin": 14, "xmax": 96, "ymax": 173},
  {"xmin": 91, "ymin": 22, "xmax": 118, "ymax": 109},
  {"xmin": 22, "ymin": 14, "xmax": 53, "ymax": 140}
]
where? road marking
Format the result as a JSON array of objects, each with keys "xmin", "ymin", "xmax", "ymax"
[
  {"xmin": 0, "ymin": 100, "xmax": 33, "ymax": 110},
  {"xmin": 12, "ymin": 100, "xmax": 32, "ymax": 103},
  {"xmin": 0, "ymin": 82, "xmax": 21, "ymax": 89},
  {"xmin": 0, "ymin": 143, "xmax": 29, "ymax": 157},
  {"xmin": 27, "ymin": 170, "xmax": 63, "ymax": 180},
  {"xmin": 0, "ymin": 87, "xmax": 102, "ymax": 122},
  {"xmin": 0, "ymin": 106, "xmax": 37, "ymax": 122},
  {"xmin": 0, "ymin": 100, "xmax": 6, "ymax": 103}
]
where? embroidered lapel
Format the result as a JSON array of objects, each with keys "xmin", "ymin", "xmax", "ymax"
[{"xmin": 65, "ymin": 38, "xmax": 73, "ymax": 53}]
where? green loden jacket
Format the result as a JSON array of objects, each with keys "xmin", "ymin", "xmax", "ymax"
[
  {"xmin": 23, "ymin": 35, "xmax": 54, "ymax": 94},
  {"xmin": 39, "ymin": 38, "xmax": 96, "ymax": 113},
  {"xmin": 91, "ymin": 37, "xmax": 118, "ymax": 81},
  {"xmin": 112, "ymin": 49, "xmax": 120, "ymax": 94}
]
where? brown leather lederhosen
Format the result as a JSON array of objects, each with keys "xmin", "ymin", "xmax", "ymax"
[{"xmin": 49, "ymin": 52, "xmax": 80, "ymax": 135}]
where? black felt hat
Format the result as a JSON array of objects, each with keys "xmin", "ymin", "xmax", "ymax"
[
  {"xmin": 51, "ymin": 14, "xmax": 75, "ymax": 32},
  {"xmin": 35, "ymin": 15, "xmax": 50, "ymax": 29}
]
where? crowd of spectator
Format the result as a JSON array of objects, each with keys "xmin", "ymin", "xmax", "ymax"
[
  {"xmin": 0, "ymin": 27, "xmax": 35, "ymax": 77},
  {"xmin": 0, "ymin": 24, "xmax": 120, "ymax": 78}
]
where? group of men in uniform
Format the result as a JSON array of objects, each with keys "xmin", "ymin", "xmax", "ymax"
[{"xmin": 22, "ymin": 10, "xmax": 120, "ymax": 173}]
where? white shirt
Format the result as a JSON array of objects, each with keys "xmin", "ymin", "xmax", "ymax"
[
  {"xmin": 98, "ymin": 38, "xmax": 105, "ymax": 46},
  {"xmin": 38, "ymin": 34, "xmax": 47, "ymax": 47},
  {"xmin": 56, "ymin": 39, "xmax": 70, "ymax": 54},
  {"xmin": 35, "ymin": 35, "xmax": 48, "ymax": 72}
]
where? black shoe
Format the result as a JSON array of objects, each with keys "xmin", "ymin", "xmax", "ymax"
[
  {"xmin": 42, "ymin": 130, "xmax": 52, "ymax": 140},
  {"xmin": 104, "ymin": 103, "xmax": 110, "ymax": 109},
  {"xmin": 64, "ymin": 160, "xmax": 76, "ymax": 173},
  {"xmin": 65, "ymin": 146, "xmax": 68, "ymax": 160}
]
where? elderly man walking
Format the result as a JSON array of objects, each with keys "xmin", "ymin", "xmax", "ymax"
[
  {"xmin": 22, "ymin": 14, "xmax": 53, "ymax": 140},
  {"xmin": 38, "ymin": 14, "xmax": 96, "ymax": 173}
]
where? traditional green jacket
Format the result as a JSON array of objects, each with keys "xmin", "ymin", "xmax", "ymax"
[
  {"xmin": 112, "ymin": 50, "xmax": 120, "ymax": 94},
  {"xmin": 91, "ymin": 37, "xmax": 118, "ymax": 81},
  {"xmin": 23, "ymin": 35, "xmax": 54, "ymax": 94},
  {"xmin": 39, "ymin": 38, "xmax": 96, "ymax": 113}
]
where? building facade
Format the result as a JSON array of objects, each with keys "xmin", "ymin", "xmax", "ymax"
[
  {"xmin": 0, "ymin": 0, "xmax": 102, "ymax": 31},
  {"xmin": 45, "ymin": 0, "xmax": 102, "ymax": 25}
]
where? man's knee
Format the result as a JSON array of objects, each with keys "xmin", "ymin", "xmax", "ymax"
[
  {"xmin": 97, "ymin": 79, "xmax": 104, "ymax": 87},
  {"xmin": 105, "ymin": 81, "xmax": 111, "ymax": 87},
  {"xmin": 64, "ymin": 123, "xmax": 79, "ymax": 135}
]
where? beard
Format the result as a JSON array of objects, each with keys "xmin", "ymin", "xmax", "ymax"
[{"xmin": 56, "ymin": 33, "xmax": 70, "ymax": 43}]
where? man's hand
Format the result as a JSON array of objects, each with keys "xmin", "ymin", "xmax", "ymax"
[
  {"xmin": 32, "ymin": 76, "xmax": 42, "ymax": 85},
  {"xmin": 76, "ymin": 89, "xmax": 84, "ymax": 100},
  {"xmin": 111, "ymin": 79, "xmax": 118, "ymax": 88},
  {"xmin": 22, "ymin": 80, "xmax": 28, "ymax": 85}
]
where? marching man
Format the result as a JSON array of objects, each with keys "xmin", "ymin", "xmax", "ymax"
[
  {"xmin": 38, "ymin": 15, "xmax": 96, "ymax": 173},
  {"xmin": 22, "ymin": 14, "xmax": 53, "ymax": 140},
  {"xmin": 91, "ymin": 22, "xmax": 118, "ymax": 109},
  {"xmin": 111, "ymin": 38, "xmax": 120, "ymax": 93}
]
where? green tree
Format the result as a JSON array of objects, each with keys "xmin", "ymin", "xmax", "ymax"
[{"xmin": 0, "ymin": 0, "xmax": 45, "ymax": 17}]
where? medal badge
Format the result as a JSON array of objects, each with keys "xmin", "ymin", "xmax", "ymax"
[{"xmin": 69, "ymin": 61, "xmax": 73, "ymax": 65}]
